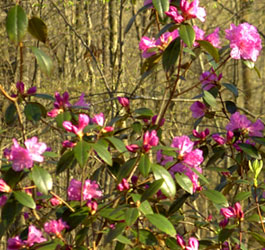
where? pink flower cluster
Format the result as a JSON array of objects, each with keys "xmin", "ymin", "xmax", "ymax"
[
  {"xmin": 225, "ymin": 23, "xmax": 262, "ymax": 62},
  {"xmin": 192, "ymin": 26, "xmax": 221, "ymax": 48},
  {"xmin": 157, "ymin": 135, "xmax": 203, "ymax": 192},
  {"xmin": 44, "ymin": 218, "xmax": 68, "ymax": 237},
  {"xmin": 68, "ymin": 179, "xmax": 102, "ymax": 212},
  {"xmin": 5, "ymin": 137, "xmax": 47, "ymax": 172},
  {"xmin": 177, "ymin": 235, "xmax": 199, "ymax": 250},
  {"xmin": 190, "ymin": 101, "xmax": 207, "ymax": 119},
  {"xmin": 0, "ymin": 179, "xmax": 12, "ymax": 193},
  {"xmin": 200, "ymin": 68, "xmax": 222, "ymax": 90},
  {"xmin": 117, "ymin": 178, "xmax": 130, "ymax": 191},
  {"xmin": 165, "ymin": 0, "xmax": 206, "ymax": 23},
  {"xmin": 7, "ymin": 225, "xmax": 46, "ymax": 250},
  {"xmin": 193, "ymin": 128, "xmax": 209, "ymax": 145},
  {"xmin": 226, "ymin": 112, "xmax": 264, "ymax": 137},
  {"xmin": 220, "ymin": 202, "xmax": 244, "ymax": 228}
]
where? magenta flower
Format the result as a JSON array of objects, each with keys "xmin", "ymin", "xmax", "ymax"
[
  {"xmin": 193, "ymin": 128, "xmax": 210, "ymax": 145},
  {"xmin": 143, "ymin": 130, "xmax": 159, "ymax": 152},
  {"xmin": 117, "ymin": 96, "xmax": 130, "ymax": 108},
  {"xmin": 212, "ymin": 131, "xmax": 234, "ymax": 145},
  {"xmin": 25, "ymin": 225, "xmax": 46, "ymax": 247},
  {"xmin": 151, "ymin": 115, "xmax": 165, "ymax": 127},
  {"xmin": 68, "ymin": 179, "xmax": 102, "ymax": 201},
  {"xmin": 186, "ymin": 237, "xmax": 199, "ymax": 250},
  {"xmin": 92, "ymin": 113, "xmax": 105, "ymax": 126},
  {"xmin": 12, "ymin": 82, "xmax": 37, "ymax": 98},
  {"xmin": 50, "ymin": 197, "xmax": 62, "ymax": 206},
  {"xmin": 190, "ymin": 101, "xmax": 207, "ymax": 118},
  {"xmin": 165, "ymin": 6, "xmax": 184, "ymax": 23},
  {"xmin": 10, "ymin": 137, "xmax": 47, "ymax": 172},
  {"xmin": 176, "ymin": 234, "xmax": 186, "ymax": 249},
  {"xmin": 63, "ymin": 114, "xmax": 89, "ymax": 137},
  {"xmin": 44, "ymin": 218, "xmax": 68, "ymax": 236},
  {"xmin": 180, "ymin": 0, "xmax": 206, "ymax": 22},
  {"xmin": 7, "ymin": 236, "xmax": 24, "ymax": 250},
  {"xmin": 139, "ymin": 30, "xmax": 179, "ymax": 58},
  {"xmin": 219, "ymin": 218, "xmax": 229, "ymax": 228},
  {"xmin": 234, "ymin": 202, "xmax": 244, "ymax": 220},
  {"xmin": 225, "ymin": 23, "xmax": 262, "ymax": 62},
  {"xmin": 47, "ymin": 92, "xmax": 71, "ymax": 117},
  {"xmin": 226, "ymin": 112, "xmax": 264, "ymax": 137},
  {"xmin": 200, "ymin": 68, "xmax": 222, "ymax": 90},
  {"xmin": 0, "ymin": 179, "xmax": 11, "ymax": 193},
  {"xmin": 126, "ymin": 144, "xmax": 140, "ymax": 153},
  {"xmin": 0, "ymin": 195, "xmax": 7, "ymax": 207},
  {"xmin": 117, "ymin": 178, "xmax": 130, "ymax": 191},
  {"xmin": 62, "ymin": 140, "xmax": 76, "ymax": 148},
  {"xmin": 220, "ymin": 207, "xmax": 235, "ymax": 218},
  {"xmin": 73, "ymin": 93, "xmax": 90, "ymax": 109}
]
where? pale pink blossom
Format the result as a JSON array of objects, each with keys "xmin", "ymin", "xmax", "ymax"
[
  {"xmin": 143, "ymin": 130, "xmax": 159, "ymax": 152},
  {"xmin": 63, "ymin": 114, "xmax": 89, "ymax": 137},
  {"xmin": 225, "ymin": 23, "xmax": 262, "ymax": 62},
  {"xmin": 190, "ymin": 101, "xmax": 207, "ymax": 118},
  {"xmin": 205, "ymin": 27, "xmax": 221, "ymax": 48},
  {"xmin": 25, "ymin": 225, "xmax": 46, "ymax": 247},
  {"xmin": 226, "ymin": 112, "xmax": 264, "ymax": 137},
  {"xmin": 186, "ymin": 237, "xmax": 199, "ymax": 250},
  {"xmin": 92, "ymin": 113, "xmax": 105, "ymax": 126},
  {"xmin": 171, "ymin": 135, "xmax": 194, "ymax": 156},
  {"xmin": 0, "ymin": 179, "xmax": 11, "ymax": 193},
  {"xmin": 180, "ymin": 0, "xmax": 206, "ymax": 22},
  {"xmin": 44, "ymin": 218, "xmax": 68, "ymax": 236}
]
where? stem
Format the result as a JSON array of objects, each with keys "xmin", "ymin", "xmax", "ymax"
[
  {"xmin": 254, "ymin": 186, "xmax": 265, "ymax": 233},
  {"xmin": 50, "ymin": 190, "xmax": 75, "ymax": 212}
]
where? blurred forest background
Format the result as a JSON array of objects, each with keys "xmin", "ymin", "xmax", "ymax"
[{"xmin": 0, "ymin": 0, "xmax": 264, "ymax": 248}]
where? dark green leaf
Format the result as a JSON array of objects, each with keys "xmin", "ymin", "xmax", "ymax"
[
  {"xmin": 254, "ymin": 66, "xmax": 261, "ymax": 78},
  {"xmin": 13, "ymin": 191, "xmax": 36, "ymax": 209},
  {"xmin": 105, "ymin": 223, "xmax": 126, "ymax": 245},
  {"xmin": 92, "ymin": 142, "xmax": 112, "ymax": 166},
  {"xmin": 33, "ymin": 239, "xmax": 64, "ymax": 250},
  {"xmin": 190, "ymin": 168, "xmax": 209, "ymax": 184},
  {"xmin": 28, "ymin": 16, "xmax": 47, "ymax": 43},
  {"xmin": 131, "ymin": 122, "xmax": 142, "ymax": 134},
  {"xmin": 206, "ymin": 147, "xmax": 225, "ymax": 167},
  {"xmin": 235, "ymin": 191, "xmax": 251, "ymax": 202},
  {"xmin": 225, "ymin": 101, "xmax": 237, "ymax": 114},
  {"xmin": 106, "ymin": 137, "xmax": 126, "ymax": 153},
  {"xmin": 75, "ymin": 227, "xmax": 89, "ymax": 246},
  {"xmin": 141, "ymin": 179, "xmax": 164, "ymax": 202},
  {"xmin": 165, "ymin": 237, "xmax": 182, "ymax": 249},
  {"xmin": 55, "ymin": 111, "xmax": 72, "ymax": 128},
  {"xmin": 168, "ymin": 193, "xmax": 190, "ymax": 215},
  {"xmin": 117, "ymin": 158, "xmax": 137, "ymax": 182},
  {"xmin": 74, "ymin": 140, "xmax": 90, "ymax": 167},
  {"xmin": 134, "ymin": 108, "xmax": 154, "ymax": 118},
  {"xmin": 218, "ymin": 228, "xmax": 234, "ymax": 242},
  {"xmin": 100, "ymin": 207, "xmax": 125, "ymax": 221},
  {"xmin": 203, "ymin": 90, "xmax": 216, "ymax": 107},
  {"xmin": 6, "ymin": 5, "xmax": 28, "ymax": 44},
  {"xmin": 34, "ymin": 93, "xmax": 55, "ymax": 101},
  {"xmin": 136, "ymin": 229, "xmax": 158, "ymax": 246},
  {"xmin": 175, "ymin": 173, "xmax": 193, "ymax": 194},
  {"xmin": 63, "ymin": 206, "xmax": 89, "ymax": 230},
  {"xmin": 222, "ymin": 83, "xmax": 238, "ymax": 97},
  {"xmin": 24, "ymin": 102, "xmax": 46, "ymax": 121},
  {"xmin": 202, "ymin": 189, "xmax": 228, "ymax": 207},
  {"xmin": 250, "ymin": 232, "xmax": 265, "ymax": 247},
  {"xmin": 252, "ymin": 137, "xmax": 265, "ymax": 146},
  {"xmin": 162, "ymin": 37, "xmax": 180, "ymax": 71},
  {"xmin": 141, "ymin": 53, "xmax": 162, "ymax": 75},
  {"xmin": 152, "ymin": 164, "xmax": 176, "ymax": 198},
  {"xmin": 179, "ymin": 24, "xmax": 195, "ymax": 48},
  {"xmin": 139, "ymin": 154, "xmax": 151, "ymax": 177},
  {"xmin": 152, "ymin": 0, "xmax": 170, "ymax": 18},
  {"xmin": 31, "ymin": 46, "xmax": 53, "ymax": 76},
  {"xmin": 5, "ymin": 103, "xmax": 17, "ymax": 125},
  {"xmin": 56, "ymin": 150, "xmax": 76, "ymax": 175},
  {"xmin": 146, "ymin": 214, "xmax": 176, "ymax": 236},
  {"xmin": 238, "ymin": 143, "xmax": 260, "ymax": 159},
  {"xmin": 32, "ymin": 165, "xmax": 53, "ymax": 195},
  {"xmin": 197, "ymin": 40, "xmax": 219, "ymax": 62},
  {"xmin": 125, "ymin": 208, "xmax": 139, "ymax": 226}
]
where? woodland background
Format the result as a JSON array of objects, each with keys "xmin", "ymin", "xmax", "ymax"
[{"xmin": 0, "ymin": 0, "xmax": 264, "ymax": 248}]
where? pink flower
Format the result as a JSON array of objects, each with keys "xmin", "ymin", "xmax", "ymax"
[
  {"xmin": 12, "ymin": 82, "xmax": 37, "ymax": 98},
  {"xmin": 186, "ymin": 237, "xmax": 199, "ymax": 250},
  {"xmin": 234, "ymin": 202, "xmax": 244, "ymax": 220},
  {"xmin": 193, "ymin": 128, "xmax": 209, "ymax": 145},
  {"xmin": 63, "ymin": 114, "xmax": 89, "ymax": 137},
  {"xmin": 172, "ymin": 135, "xmax": 194, "ymax": 157},
  {"xmin": 183, "ymin": 149, "xmax": 203, "ymax": 168},
  {"xmin": 219, "ymin": 218, "xmax": 229, "ymax": 228},
  {"xmin": 212, "ymin": 131, "xmax": 234, "ymax": 145},
  {"xmin": 0, "ymin": 195, "xmax": 7, "ymax": 206},
  {"xmin": 44, "ymin": 218, "xmax": 68, "ymax": 236},
  {"xmin": 117, "ymin": 178, "xmax": 130, "ymax": 191},
  {"xmin": 10, "ymin": 137, "xmax": 47, "ymax": 172},
  {"xmin": 47, "ymin": 92, "xmax": 71, "ymax": 117},
  {"xmin": 25, "ymin": 225, "xmax": 46, "ymax": 247},
  {"xmin": 190, "ymin": 101, "xmax": 207, "ymax": 118},
  {"xmin": 205, "ymin": 27, "xmax": 221, "ymax": 48},
  {"xmin": 92, "ymin": 113, "xmax": 105, "ymax": 126},
  {"xmin": 165, "ymin": 6, "xmax": 184, "ymax": 23},
  {"xmin": 62, "ymin": 140, "xmax": 76, "ymax": 148},
  {"xmin": 68, "ymin": 179, "xmax": 102, "ymax": 201},
  {"xmin": 226, "ymin": 112, "xmax": 264, "ymax": 137},
  {"xmin": 193, "ymin": 25, "xmax": 205, "ymax": 45},
  {"xmin": 7, "ymin": 236, "xmax": 24, "ymax": 250},
  {"xmin": 117, "ymin": 96, "xmax": 130, "ymax": 108},
  {"xmin": 220, "ymin": 207, "xmax": 235, "ymax": 218},
  {"xmin": 151, "ymin": 115, "xmax": 165, "ymax": 127},
  {"xmin": 143, "ymin": 130, "xmax": 159, "ymax": 152},
  {"xmin": 225, "ymin": 23, "xmax": 262, "ymax": 62},
  {"xmin": 73, "ymin": 93, "xmax": 90, "ymax": 109},
  {"xmin": 126, "ymin": 144, "xmax": 140, "ymax": 153},
  {"xmin": 180, "ymin": 0, "xmax": 206, "ymax": 22},
  {"xmin": 50, "ymin": 197, "xmax": 62, "ymax": 206},
  {"xmin": 0, "ymin": 179, "xmax": 11, "ymax": 193},
  {"xmin": 176, "ymin": 234, "xmax": 186, "ymax": 249},
  {"xmin": 87, "ymin": 200, "xmax": 98, "ymax": 214},
  {"xmin": 200, "ymin": 68, "xmax": 222, "ymax": 90}
]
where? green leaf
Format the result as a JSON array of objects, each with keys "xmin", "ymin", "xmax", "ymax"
[
  {"xmin": 106, "ymin": 137, "xmax": 126, "ymax": 153},
  {"xmin": 134, "ymin": 108, "xmax": 154, "ymax": 118},
  {"xmin": 32, "ymin": 165, "xmax": 53, "ymax": 195},
  {"xmin": 92, "ymin": 142, "xmax": 112, "ymax": 166},
  {"xmin": 197, "ymin": 40, "xmax": 219, "ymax": 62},
  {"xmin": 6, "ymin": 5, "xmax": 28, "ymax": 44},
  {"xmin": 252, "ymin": 137, "xmax": 265, "ymax": 146},
  {"xmin": 152, "ymin": 164, "xmax": 176, "ymax": 198},
  {"xmin": 30, "ymin": 46, "xmax": 53, "ymax": 76},
  {"xmin": 32, "ymin": 239, "xmax": 64, "ymax": 250},
  {"xmin": 74, "ymin": 141, "xmax": 90, "ymax": 167},
  {"xmin": 34, "ymin": 93, "xmax": 55, "ymax": 101},
  {"xmin": 117, "ymin": 158, "xmax": 137, "ymax": 182},
  {"xmin": 175, "ymin": 173, "xmax": 193, "ymax": 194},
  {"xmin": 116, "ymin": 235, "xmax": 132, "ymax": 245},
  {"xmin": 179, "ymin": 24, "xmax": 195, "ymax": 48},
  {"xmin": 100, "ymin": 207, "xmax": 125, "ymax": 221},
  {"xmin": 222, "ymin": 83, "xmax": 238, "ymax": 97},
  {"xmin": 168, "ymin": 193, "xmax": 190, "ymax": 215},
  {"xmin": 250, "ymin": 232, "xmax": 265, "ymax": 247},
  {"xmin": 105, "ymin": 223, "xmax": 126, "ymax": 245},
  {"xmin": 162, "ymin": 37, "xmax": 180, "ymax": 71},
  {"xmin": 238, "ymin": 143, "xmax": 260, "ymax": 159},
  {"xmin": 206, "ymin": 147, "xmax": 225, "ymax": 167},
  {"xmin": 165, "ymin": 237, "xmax": 182, "ymax": 249},
  {"xmin": 131, "ymin": 194, "xmax": 153, "ymax": 215},
  {"xmin": 218, "ymin": 228, "xmax": 234, "ymax": 242},
  {"xmin": 63, "ymin": 206, "xmax": 89, "ymax": 230},
  {"xmin": 203, "ymin": 90, "xmax": 216, "ymax": 107},
  {"xmin": 139, "ymin": 154, "xmax": 151, "ymax": 177},
  {"xmin": 56, "ymin": 150, "xmax": 76, "ymax": 174},
  {"xmin": 75, "ymin": 227, "xmax": 89, "ymax": 246},
  {"xmin": 190, "ymin": 167, "xmax": 209, "ymax": 184},
  {"xmin": 136, "ymin": 229, "xmax": 158, "ymax": 246},
  {"xmin": 234, "ymin": 191, "xmax": 251, "ymax": 202},
  {"xmin": 225, "ymin": 101, "xmax": 237, "ymax": 114},
  {"xmin": 141, "ymin": 53, "xmax": 162, "ymax": 75},
  {"xmin": 24, "ymin": 102, "xmax": 46, "ymax": 121},
  {"xmin": 146, "ymin": 214, "xmax": 176, "ymax": 236},
  {"xmin": 55, "ymin": 111, "xmax": 72, "ymax": 128},
  {"xmin": 141, "ymin": 179, "xmax": 164, "ymax": 202},
  {"xmin": 152, "ymin": 0, "xmax": 170, "ymax": 18},
  {"xmin": 202, "ymin": 189, "xmax": 228, "ymax": 207},
  {"xmin": 13, "ymin": 191, "xmax": 36, "ymax": 209},
  {"xmin": 125, "ymin": 208, "xmax": 139, "ymax": 226},
  {"xmin": 131, "ymin": 122, "xmax": 142, "ymax": 134},
  {"xmin": 5, "ymin": 103, "xmax": 17, "ymax": 125},
  {"xmin": 28, "ymin": 16, "xmax": 47, "ymax": 43},
  {"xmin": 243, "ymin": 60, "xmax": 254, "ymax": 69},
  {"xmin": 254, "ymin": 66, "xmax": 261, "ymax": 78}
]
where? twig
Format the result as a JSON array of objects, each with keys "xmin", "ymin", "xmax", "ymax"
[{"xmin": 50, "ymin": 190, "xmax": 75, "ymax": 212}]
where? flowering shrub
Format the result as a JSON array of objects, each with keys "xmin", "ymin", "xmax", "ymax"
[{"xmin": 0, "ymin": 1, "xmax": 264, "ymax": 249}]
